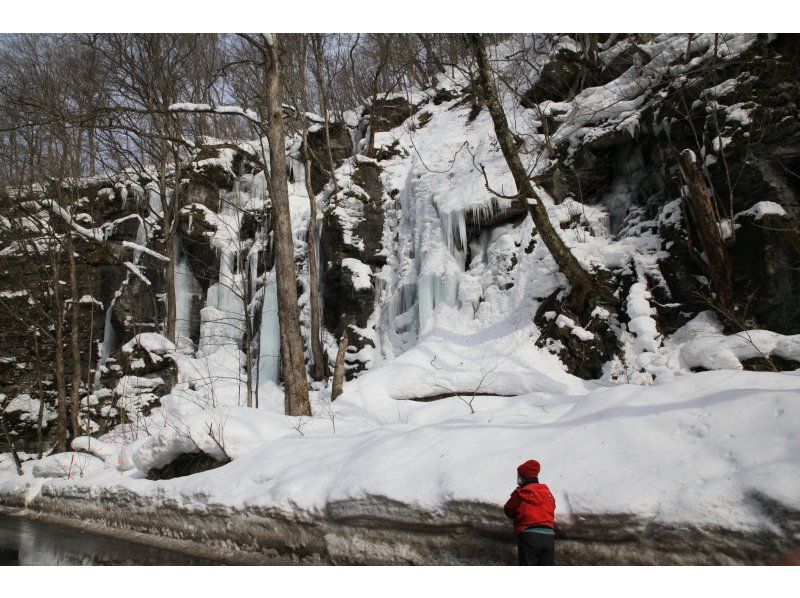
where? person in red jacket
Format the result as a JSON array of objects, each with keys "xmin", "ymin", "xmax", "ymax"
[{"xmin": 504, "ymin": 459, "xmax": 556, "ymax": 565}]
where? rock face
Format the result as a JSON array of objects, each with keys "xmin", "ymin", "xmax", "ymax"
[
  {"xmin": 320, "ymin": 161, "xmax": 386, "ymax": 377},
  {"xmin": 177, "ymin": 204, "xmax": 220, "ymax": 293},
  {"xmin": 304, "ymin": 121, "xmax": 353, "ymax": 194},
  {"xmin": 0, "ymin": 180, "xmax": 147, "ymax": 451},
  {"xmin": 731, "ymin": 212, "xmax": 800, "ymax": 334},
  {"xmin": 530, "ymin": 34, "xmax": 800, "ymax": 374},
  {"xmin": 367, "ymin": 97, "xmax": 415, "ymax": 133}
]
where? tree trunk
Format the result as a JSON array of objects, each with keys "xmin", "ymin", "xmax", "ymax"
[
  {"xmin": 331, "ymin": 329, "xmax": 349, "ymax": 401},
  {"xmin": 87, "ymin": 127, "xmax": 97, "ymax": 177},
  {"xmin": 33, "ymin": 331, "xmax": 46, "ymax": 459},
  {"xmin": 52, "ymin": 259, "xmax": 68, "ymax": 453},
  {"xmin": 416, "ymin": 34, "xmax": 446, "ymax": 82},
  {"xmin": 264, "ymin": 35, "xmax": 312, "ymax": 417},
  {"xmin": 466, "ymin": 34, "xmax": 593, "ymax": 312},
  {"xmin": 304, "ymin": 164, "xmax": 325, "ymax": 381},
  {"xmin": 164, "ymin": 157, "xmax": 180, "ymax": 344},
  {"xmin": 311, "ymin": 35, "xmax": 340, "ymax": 193},
  {"xmin": 0, "ymin": 416, "xmax": 23, "ymax": 476},
  {"xmin": 67, "ymin": 235, "xmax": 83, "ymax": 438},
  {"xmin": 240, "ymin": 248, "xmax": 255, "ymax": 408},
  {"xmin": 301, "ymin": 38, "xmax": 326, "ymax": 381},
  {"xmin": 678, "ymin": 149, "xmax": 733, "ymax": 310}
]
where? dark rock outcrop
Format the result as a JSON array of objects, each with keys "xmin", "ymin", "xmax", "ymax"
[
  {"xmin": 304, "ymin": 121, "xmax": 353, "ymax": 194},
  {"xmin": 320, "ymin": 161, "xmax": 386, "ymax": 377}
]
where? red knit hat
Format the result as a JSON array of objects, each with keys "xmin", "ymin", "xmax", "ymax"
[{"xmin": 517, "ymin": 459, "xmax": 541, "ymax": 478}]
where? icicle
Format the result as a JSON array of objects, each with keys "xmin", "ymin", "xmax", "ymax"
[
  {"xmin": 257, "ymin": 270, "xmax": 281, "ymax": 385},
  {"xmin": 173, "ymin": 236, "xmax": 203, "ymax": 352},
  {"xmin": 93, "ymin": 298, "xmax": 118, "ymax": 390},
  {"xmin": 133, "ymin": 218, "xmax": 148, "ymax": 263}
]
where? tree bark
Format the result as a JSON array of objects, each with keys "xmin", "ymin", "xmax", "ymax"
[
  {"xmin": 67, "ymin": 235, "xmax": 83, "ymax": 438},
  {"xmin": 52, "ymin": 258, "xmax": 68, "ymax": 453},
  {"xmin": 33, "ymin": 331, "xmax": 46, "ymax": 458},
  {"xmin": 239, "ymin": 247, "xmax": 255, "ymax": 408},
  {"xmin": 331, "ymin": 328, "xmax": 349, "ymax": 401},
  {"xmin": 164, "ymin": 151, "xmax": 181, "ymax": 344},
  {"xmin": 301, "ymin": 38, "xmax": 326, "ymax": 381},
  {"xmin": 311, "ymin": 35, "xmax": 340, "ymax": 193},
  {"xmin": 264, "ymin": 35, "xmax": 312, "ymax": 417},
  {"xmin": 466, "ymin": 34, "xmax": 593, "ymax": 312},
  {"xmin": 0, "ymin": 416, "xmax": 23, "ymax": 476},
  {"xmin": 678, "ymin": 148, "xmax": 733, "ymax": 310}
]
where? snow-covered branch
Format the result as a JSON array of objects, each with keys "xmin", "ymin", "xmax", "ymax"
[
  {"xmin": 34, "ymin": 199, "xmax": 105, "ymax": 242},
  {"xmin": 168, "ymin": 103, "xmax": 262, "ymax": 126},
  {"xmin": 123, "ymin": 261, "xmax": 151, "ymax": 286},
  {"xmin": 122, "ymin": 241, "xmax": 170, "ymax": 262}
]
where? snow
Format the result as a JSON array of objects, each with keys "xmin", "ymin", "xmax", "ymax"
[
  {"xmin": 736, "ymin": 201, "xmax": 787, "ymax": 221},
  {"xmin": 123, "ymin": 261, "xmax": 151, "ymax": 286},
  {"xmin": 31, "ymin": 452, "xmax": 105, "ymax": 479},
  {"xmin": 169, "ymin": 102, "xmax": 261, "ymax": 125},
  {"xmin": 4, "ymin": 369, "xmax": 797, "ymax": 535},
  {"xmin": 122, "ymin": 241, "xmax": 170, "ymax": 262},
  {"xmin": 555, "ymin": 314, "xmax": 595, "ymax": 341},
  {"xmin": 626, "ymin": 278, "xmax": 661, "ymax": 356},
  {"xmin": 682, "ymin": 329, "xmax": 800, "ymax": 371},
  {"xmin": 2, "ymin": 394, "xmax": 55, "ymax": 424},
  {"xmin": 122, "ymin": 333, "xmax": 176, "ymax": 356},
  {"xmin": 35, "ymin": 199, "xmax": 105, "ymax": 242},
  {"xmin": 342, "ymin": 258, "xmax": 372, "ymax": 291}
]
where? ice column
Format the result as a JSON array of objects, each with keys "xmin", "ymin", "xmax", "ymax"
[{"xmin": 257, "ymin": 270, "xmax": 281, "ymax": 384}]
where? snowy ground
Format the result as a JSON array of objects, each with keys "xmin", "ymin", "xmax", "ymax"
[{"xmin": 2, "ymin": 362, "xmax": 799, "ymax": 535}]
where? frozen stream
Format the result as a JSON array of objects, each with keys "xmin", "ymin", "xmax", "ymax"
[{"xmin": 0, "ymin": 512, "xmax": 221, "ymax": 566}]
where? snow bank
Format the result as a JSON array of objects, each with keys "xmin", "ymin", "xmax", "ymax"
[
  {"xmin": 10, "ymin": 370, "xmax": 794, "ymax": 535},
  {"xmin": 32, "ymin": 452, "xmax": 105, "ymax": 479},
  {"xmin": 131, "ymin": 407, "xmax": 295, "ymax": 472},
  {"xmin": 682, "ymin": 330, "xmax": 800, "ymax": 371},
  {"xmin": 71, "ymin": 436, "xmax": 136, "ymax": 471}
]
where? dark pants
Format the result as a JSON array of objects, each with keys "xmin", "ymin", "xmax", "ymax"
[{"xmin": 517, "ymin": 532, "xmax": 555, "ymax": 565}]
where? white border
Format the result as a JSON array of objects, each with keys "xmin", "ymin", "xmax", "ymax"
[{"xmin": 1, "ymin": 1, "xmax": 798, "ymax": 32}]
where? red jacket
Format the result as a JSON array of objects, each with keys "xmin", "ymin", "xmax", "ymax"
[{"xmin": 503, "ymin": 482, "xmax": 555, "ymax": 533}]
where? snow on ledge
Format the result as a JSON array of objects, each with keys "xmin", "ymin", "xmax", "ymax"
[
  {"xmin": 342, "ymin": 258, "xmax": 373, "ymax": 291},
  {"xmin": 122, "ymin": 333, "xmax": 176, "ymax": 356},
  {"xmin": 735, "ymin": 201, "xmax": 787, "ymax": 221}
]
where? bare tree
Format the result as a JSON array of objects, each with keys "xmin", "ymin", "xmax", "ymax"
[
  {"xmin": 330, "ymin": 325, "xmax": 350, "ymax": 401},
  {"xmin": 234, "ymin": 34, "xmax": 312, "ymax": 416},
  {"xmin": 466, "ymin": 33, "xmax": 594, "ymax": 312},
  {"xmin": 678, "ymin": 149, "xmax": 733, "ymax": 310},
  {"xmin": 299, "ymin": 36, "xmax": 326, "ymax": 381}
]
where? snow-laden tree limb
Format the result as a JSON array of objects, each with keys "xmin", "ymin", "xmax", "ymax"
[
  {"xmin": 122, "ymin": 241, "xmax": 170, "ymax": 262},
  {"xmin": 123, "ymin": 261, "xmax": 151, "ymax": 286},
  {"xmin": 32, "ymin": 199, "xmax": 105, "ymax": 242},
  {"xmin": 168, "ymin": 103, "xmax": 262, "ymax": 126}
]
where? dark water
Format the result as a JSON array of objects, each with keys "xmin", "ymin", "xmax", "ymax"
[{"xmin": 0, "ymin": 512, "xmax": 222, "ymax": 565}]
